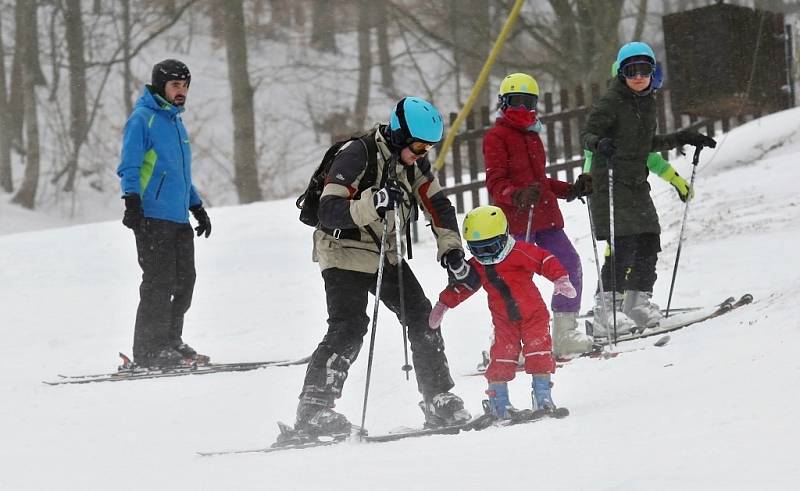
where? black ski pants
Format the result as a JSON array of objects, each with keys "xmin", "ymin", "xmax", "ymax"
[
  {"xmin": 132, "ymin": 218, "xmax": 196, "ymax": 360},
  {"xmin": 600, "ymin": 233, "xmax": 661, "ymax": 293},
  {"xmin": 300, "ymin": 262, "xmax": 455, "ymax": 406}
]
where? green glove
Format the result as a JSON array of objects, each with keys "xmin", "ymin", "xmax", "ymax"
[{"xmin": 662, "ymin": 166, "xmax": 694, "ymax": 202}]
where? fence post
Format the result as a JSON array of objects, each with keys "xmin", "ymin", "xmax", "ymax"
[
  {"xmin": 451, "ymin": 112, "xmax": 464, "ymax": 213},
  {"xmin": 544, "ymin": 92, "xmax": 557, "ymax": 166},
  {"xmin": 560, "ymin": 89, "xmax": 574, "ymax": 183}
]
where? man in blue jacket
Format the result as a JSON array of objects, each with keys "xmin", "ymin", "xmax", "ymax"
[{"xmin": 117, "ymin": 59, "xmax": 212, "ymax": 368}]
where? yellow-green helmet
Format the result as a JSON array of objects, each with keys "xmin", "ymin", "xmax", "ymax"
[
  {"xmin": 462, "ymin": 206, "xmax": 510, "ymax": 262},
  {"xmin": 499, "ymin": 73, "xmax": 539, "ymax": 97}
]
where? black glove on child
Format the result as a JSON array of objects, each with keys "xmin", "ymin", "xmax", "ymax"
[
  {"xmin": 595, "ymin": 138, "xmax": 616, "ymax": 158},
  {"xmin": 567, "ymin": 173, "xmax": 593, "ymax": 202},
  {"xmin": 441, "ymin": 249, "xmax": 481, "ymax": 291},
  {"xmin": 372, "ymin": 182, "xmax": 403, "ymax": 218},
  {"xmin": 122, "ymin": 194, "xmax": 143, "ymax": 230},
  {"xmin": 511, "ymin": 184, "xmax": 540, "ymax": 208},
  {"xmin": 190, "ymin": 205, "xmax": 212, "ymax": 238},
  {"xmin": 676, "ymin": 130, "xmax": 717, "ymax": 148}
]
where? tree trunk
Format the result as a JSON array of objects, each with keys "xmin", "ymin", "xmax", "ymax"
[
  {"xmin": 11, "ymin": 1, "xmax": 41, "ymax": 209},
  {"xmin": 452, "ymin": 0, "xmax": 491, "ymax": 106},
  {"xmin": 0, "ymin": 13, "xmax": 13, "ymax": 192},
  {"xmin": 63, "ymin": 0, "xmax": 88, "ymax": 192},
  {"xmin": 353, "ymin": 0, "xmax": 372, "ymax": 131},
  {"xmin": 310, "ymin": 0, "xmax": 337, "ymax": 52},
  {"xmin": 122, "ymin": 0, "xmax": 133, "ymax": 115},
  {"xmin": 224, "ymin": 0, "xmax": 262, "ymax": 203},
  {"xmin": 374, "ymin": 0, "xmax": 394, "ymax": 97}
]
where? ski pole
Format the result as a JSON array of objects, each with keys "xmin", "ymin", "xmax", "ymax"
[
  {"xmin": 359, "ymin": 217, "xmax": 389, "ymax": 437},
  {"xmin": 524, "ymin": 205, "xmax": 534, "ymax": 242},
  {"xmin": 387, "ymin": 162, "xmax": 412, "ymax": 380},
  {"xmin": 585, "ymin": 196, "xmax": 611, "ymax": 350},
  {"xmin": 607, "ymin": 154, "xmax": 619, "ymax": 345},
  {"xmin": 665, "ymin": 146, "xmax": 702, "ymax": 318}
]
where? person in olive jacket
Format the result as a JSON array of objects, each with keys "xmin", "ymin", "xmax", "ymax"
[{"xmin": 581, "ymin": 41, "xmax": 716, "ymax": 334}]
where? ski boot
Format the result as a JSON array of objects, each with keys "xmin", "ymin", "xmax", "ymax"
[
  {"xmin": 591, "ymin": 291, "xmax": 635, "ymax": 338},
  {"xmin": 419, "ymin": 391, "xmax": 472, "ymax": 428},
  {"xmin": 293, "ymin": 398, "xmax": 352, "ymax": 438},
  {"xmin": 622, "ymin": 290, "xmax": 663, "ymax": 332},
  {"xmin": 531, "ymin": 374, "xmax": 556, "ymax": 412},
  {"xmin": 552, "ymin": 312, "xmax": 594, "ymax": 359},
  {"xmin": 137, "ymin": 348, "xmax": 187, "ymax": 368},
  {"xmin": 485, "ymin": 382, "xmax": 514, "ymax": 419},
  {"xmin": 171, "ymin": 340, "xmax": 210, "ymax": 365}
]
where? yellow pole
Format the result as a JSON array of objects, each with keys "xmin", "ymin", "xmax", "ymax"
[{"xmin": 434, "ymin": 0, "xmax": 526, "ymax": 171}]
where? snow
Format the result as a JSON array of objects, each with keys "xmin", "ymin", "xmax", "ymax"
[{"xmin": 1, "ymin": 108, "xmax": 799, "ymax": 490}]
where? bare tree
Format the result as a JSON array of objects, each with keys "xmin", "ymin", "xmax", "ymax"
[
  {"xmin": 224, "ymin": 0, "xmax": 262, "ymax": 203},
  {"xmin": 353, "ymin": 0, "xmax": 372, "ymax": 130},
  {"xmin": 60, "ymin": 0, "xmax": 88, "ymax": 192},
  {"xmin": 11, "ymin": 0, "xmax": 42, "ymax": 209},
  {"xmin": 310, "ymin": 0, "xmax": 336, "ymax": 52},
  {"xmin": 0, "ymin": 11, "xmax": 12, "ymax": 192}
]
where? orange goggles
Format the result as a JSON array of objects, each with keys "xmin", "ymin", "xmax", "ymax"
[{"xmin": 409, "ymin": 141, "xmax": 434, "ymax": 156}]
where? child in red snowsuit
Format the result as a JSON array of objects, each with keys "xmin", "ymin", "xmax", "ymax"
[{"xmin": 428, "ymin": 206, "xmax": 576, "ymax": 418}]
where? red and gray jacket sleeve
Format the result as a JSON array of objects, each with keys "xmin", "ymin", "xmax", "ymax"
[{"xmin": 409, "ymin": 157, "xmax": 464, "ymax": 263}]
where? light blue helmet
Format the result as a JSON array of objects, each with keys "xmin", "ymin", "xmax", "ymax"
[
  {"xmin": 389, "ymin": 96, "xmax": 444, "ymax": 145},
  {"xmin": 615, "ymin": 41, "xmax": 656, "ymax": 69}
]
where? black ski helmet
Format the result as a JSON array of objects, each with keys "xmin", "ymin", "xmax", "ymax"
[{"xmin": 151, "ymin": 59, "xmax": 191, "ymax": 98}]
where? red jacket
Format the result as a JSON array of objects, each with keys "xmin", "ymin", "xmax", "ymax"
[
  {"xmin": 438, "ymin": 240, "xmax": 567, "ymax": 324},
  {"xmin": 483, "ymin": 116, "xmax": 573, "ymax": 236}
]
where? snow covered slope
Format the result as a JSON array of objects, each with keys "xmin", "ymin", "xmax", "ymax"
[{"xmin": 1, "ymin": 109, "xmax": 799, "ymax": 490}]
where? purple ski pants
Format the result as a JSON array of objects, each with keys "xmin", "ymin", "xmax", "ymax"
[{"xmin": 514, "ymin": 228, "xmax": 582, "ymax": 313}]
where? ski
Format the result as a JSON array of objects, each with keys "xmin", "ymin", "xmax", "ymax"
[
  {"xmin": 591, "ymin": 293, "xmax": 753, "ymax": 346},
  {"xmin": 199, "ymin": 406, "xmax": 568, "ymax": 456},
  {"xmin": 198, "ymin": 423, "xmax": 360, "ymax": 456},
  {"xmin": 44, "ymin": 353, "xmax": 310, "ymax": 386}
]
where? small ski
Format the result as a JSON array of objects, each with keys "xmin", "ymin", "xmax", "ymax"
[
  {"xmin": 44, "ymin": 353, "xmax": 310, "ymax": 386},
  {"xmin": 591, "ymin": 293, "xmax": 753, "ymax": 346},
  {"xmin": 198, "ymin": 423, "xmax": 360, "ymax": 456}
]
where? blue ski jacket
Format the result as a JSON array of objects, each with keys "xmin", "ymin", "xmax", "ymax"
[{"xmin": 117, "ymin": 86, "xmax": 201, "ymax": 224}]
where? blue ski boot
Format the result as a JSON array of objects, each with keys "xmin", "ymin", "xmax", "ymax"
[
  {"xmin": 485, "ymin": 382, "xmax": 514, "ymax": 419},
  {"xmin": 532, "ymin": 375, "xmax": 556, "ymax": 412}
]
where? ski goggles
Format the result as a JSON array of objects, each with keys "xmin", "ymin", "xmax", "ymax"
[
  {"xmin": 409, "ymin": 140, "xmax": 434, "ymax": 156},
  {"xmin": 620, "ymin": 61, "xmax": 655, "ymax": 79},
  {"xmin": 467, "ymin": 235, "xmax": 507, "ymax": 260},
  {"xmin": 502, "ymin": 93, "xmax": 538, "ymax": 111}
]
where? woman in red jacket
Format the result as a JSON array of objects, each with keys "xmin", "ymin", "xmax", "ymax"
[{"xmin": 483, "ymin": 73, "xmax": 592, "ymax": 357}]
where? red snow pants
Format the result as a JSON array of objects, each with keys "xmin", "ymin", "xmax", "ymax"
[{"xmin": 484, "ymin": 313, "xmax": 555, "ymax": 382}]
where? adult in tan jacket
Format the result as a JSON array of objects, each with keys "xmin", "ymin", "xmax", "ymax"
[{"xmin": 289, "ymin": 97, "xmax": 478, "ymax": 439}]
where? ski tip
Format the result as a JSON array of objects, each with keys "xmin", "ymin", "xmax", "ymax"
[{"xmin": 654, "ymin": 335, "xmax": 671, "ymax": 347}]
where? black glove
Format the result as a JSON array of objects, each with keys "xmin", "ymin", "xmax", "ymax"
[
  {"xmin": 372, "ymin": 183, "xmax": 403, "ymax": 218},
  {"xmin": 122, "ymin": 193, "xmax": 143, "ymax": 230},
  {"xmin": 595, "ymin": 138, "xmax": 616, "ymax": 158},
  {"xmin": 567, "ymin": 173, "xmax": 593, "ymax": 202},
  {"xmin": 190, "ymin": 204, "xmax": 212, "ymax": 238},
  {"xmin": 676, "ymin": 130, "xmax": 717, "ymax": 149},
  {"xmin": 441, "ymin": 249, "xmax": 480, "ymax": 291},
  {"xmin": 511, "ymin": 184, "xmax": 540, "ymax": 208}
]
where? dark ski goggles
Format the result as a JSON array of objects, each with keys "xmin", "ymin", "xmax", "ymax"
[
  {"xmin": 467, "ymin": 235, "xmax": 507, "ymax": 260},
  {"xmin": 409, "ymin": 140, "xmax": 434, "ymax": 156},
  {"xmin": 502, "ymin": 93, "xmax": 538, "ymax": 111},
  {"xmin": 620, "ymin": 61, "xmax": 655, "ymax": 79}
]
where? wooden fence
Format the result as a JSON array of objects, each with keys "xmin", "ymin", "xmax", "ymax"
[{"xmin": 436, "ymin": 85, "xmax": 765, "ymax": 213}]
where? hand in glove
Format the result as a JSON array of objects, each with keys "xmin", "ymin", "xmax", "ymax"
[
  {"xmin": 428, "ymin": 301, "xmax": 449, "ymax": 330},
  {"xmin": 511, "ymin": 184, "xmax": 540, "ymax": 208},
  {"xmin": 567, "ymin": 173, "xmax": 593, "ymax": 202},
  {"xmin": 190, "ymin": 205, "xmax": 212, "ymax": 238},
  {"xmin": 122, "ymin": 194, "xmax": 144, "ymax": 231},
  {"xmin": 595, "ymin": 138, "xmax": 616, "ymax": 158},
  {"xmin": 676, "ymin": 130, "xmax": 717, "ymax": 149},
  {"xmin": 669, "ymin": 172, "xmax": 694, "ymax": 202},
  {"xmin": 553, "ymin": 275, "xmax": 577, "ymax": 298},
  {"xmin": 372, "ymin": 183, "xmax": 403, "ymax": 218},
  {"xmin": 442, "ymin": 249, "xmax": 480, "ymax": 290}
]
